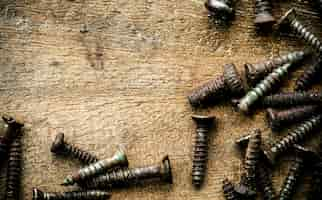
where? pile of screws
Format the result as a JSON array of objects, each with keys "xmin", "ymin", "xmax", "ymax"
[{"xmin": 187, "ymin": 3, "xmax": 322, "ymax": 199}]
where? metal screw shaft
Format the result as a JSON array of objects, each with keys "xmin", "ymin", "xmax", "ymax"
[
  {"xmin": 222, "ymin": 178, "xmax": 241, "ymax": 200},
  {"xmin": 277, "ymin": 9, "xmax": 322, "ymax": 53},
  {"xmin": 295, "ymin": 58, "xmax": 322, "ymax": 91},
  {"xmin": 32, "ymin": 189, "xmax": 110, "ymax": 200},
  {"xmin": 80, "ymin": 155, "xmax": 173, "ymax": 189},
  {"xmin": 191, "ymin": 115, "xmax": 215, "ymax": 188},
  {"xmin": 279, "ymin": 156, "xmax": 304, "ymax": 200},
  {"xmin": 254, "ymin": 0, "xmax": 275, "ymax": 27},
  {"xmin": 241, "ymin": 129, "xmax": 261, "ymax": 192},
  {"xmin": 62, "ymin": 150, "xmax": 128, "ymax": 186},
  {"xmin": 266, "ymin": 105, "xmax": 321, "ymax": 131},
  {"xmin": 188, "ymin": 64, "xmax": 244, "ymax": 107},
  {"xmin": 261, "ymin": 92, "xmax": 322, "ymax": 108},
  {"xmin": 0, "ymin": 115, "xmax": 23, "ymax": 165},
  {"xmin": 257, "ymin": 163, "xmax": 276, "ymax": 200},
  {"xmin": 205, "ymin": 0, "xmax": 234, "ymax": 20},
  {"xmin": 264, "ymin": 115, "xmax": 322, "ymax": 164},
  {"xmin": 51, "ymin": 133, "xmax": 99, "ymax": 165},
  {"xmin": 236, "ymin": 63, "xmax": 292, "ymax": 113},
  {"xmin": 5, "ymin": 135, "xmax": 22, "ymax": 200},
  {"xmin": 244, "ymin": 50, "xmax": 309, "ymax": 86}
]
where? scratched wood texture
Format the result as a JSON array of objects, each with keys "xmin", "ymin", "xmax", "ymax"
[{"xmin": 0, "ymin": 0, "xmax": 322, "ymax": 199}]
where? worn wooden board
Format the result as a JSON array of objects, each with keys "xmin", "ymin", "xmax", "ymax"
[{"xmin": 0, "ymin": 0, "xmax": 322, "ymax": 199}]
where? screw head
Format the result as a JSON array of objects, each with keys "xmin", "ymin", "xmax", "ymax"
[
  {"xmin": 51, "ymin": 133, "xmax": 66, "ymax": 154},
  {"xmin": 205, "ymin": 0, "xmax": 234, "ymax": 19},
  {"xmin": 192, "ymin": 115, "xmax": 215, "ymax": 127},
  {"xmin": 294, "ymin": 145, "xmax": 321, "ymax": 163},
  {"xmin": 254, "ymin": 13, "xmax": 275, "ymax": 27},
  {"xmin": 223, "ymin": 63, "xmax": 245, "ymax": 96},
  {"xmin": 33, "ymin": 188, "xmax": 44, "ymax": 200},
  {"xmin": 160, "ymin": 155, "xmax": 173, "ymax": 184},
  {"xmin": 276, "ymin": 8, "xmax": 296, "ymax": 29}
]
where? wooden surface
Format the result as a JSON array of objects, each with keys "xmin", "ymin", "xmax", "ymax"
[{"xmin": 0, "ymin": 0, "xmax": 321, "ymax": 199}]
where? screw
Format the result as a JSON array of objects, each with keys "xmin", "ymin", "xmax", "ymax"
[
  {"xmin": 235, "ymin": 134, "xmax": 276, "ymax": 200},
  {"xmin": 276, "ymin": 8, "xmax": 322, "ymax": 54},
  {"xmin": 254, "ymin": 0, "xmax": 275, "ymax": 28},
  {"xmin": 266, "ymin": 105, "xmax": 321, "ymax": 131},
  {"xmin": 188, "ymin": 63, "xmax": 244, "ymax": 107},
  {"xmin": 279, "ymin": 145, "xmax": 320, "ymax": 200},
  {"xmin": 235, "ymin": 63, "xmax": 292, "ymax": 113},
  {"xmin": 205, "ymin": 0, "xmax": 234, "ymax": 20},
  {"xmin": 295, "ymin": 58, "xmax": 322, "ymax": 91},
  {"xmin": 62, "ymin": 149, "xmax": 128, "ymax": 186},
  {"xmin": 264, "ymin": 115, "xmax": 322, "ymax": 165},
  {"xmin": 239, "ymin": 129, "xmax": 261, "ymax": 193},
  {"xmin": 5, "ymin": 134, "xmax": 22, "ymax": 200},
  {"xmin": 191, "ymin": 115, "xmax": 215, "ymax": 188},
  {"xmin": 0, "ymin": 115, "xmax": 24, "ymax": 165},
  {"xmin": 32, "ymin": 189, "xmax": 110, "ymax": 200},
  {"xmin": 51, "ymin": 133, "xmax": 99, "ymax": 165},
  {"xmin": 244, "ymin": 50, "xmax": 309, "ymax": 86},
  {"xmin": 222, "ymin": 178, "xmax": 241, "ymax": 200},
  {"xmin": 261, "ymin": 92, "xmax": 322, "ymax": 108},
  {"xmin": 80, "ymin": 155, "xmax": 173, "ymax": 189}
]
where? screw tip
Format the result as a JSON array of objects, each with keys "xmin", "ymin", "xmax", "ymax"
[{"xmin": 161, "ymin": 155, "xmax": 173, "ymax": 184}]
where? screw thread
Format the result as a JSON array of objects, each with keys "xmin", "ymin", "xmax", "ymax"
[
  {"xmin": 188, "ymin": 76, "xmax": 226, "ymax": 107},
  {"xmin": 267, "ymin": 115, "xmax": 322, "ymax": 162},
  {"xmin": 192, "ymin": 126, "xmax": 209, "ymax": 187},
  {"xmin": 255, "ymin": 0, "xmax": 273, "ymax": 18},
  {"xmin": 223, "ymin": 63, "xmax": 244, "ymax": 96},
  {"xmin": 295, "ymin": 58, "xmax": 322, "ymax": 91},
  {"xmin": 238, "ymin": 63, "xmax": 291, "ymax": 113},
  {"xmin": 64, "ymin": 143, "xmax": 99, "ymax": 165},
  {"xmin": 266, "ymin": 105, "xmax": 321, "ymax": 131},
  {"xmin": 257, "ymin": 164, "xmax": 276, "ymax": 200},
  {"xmin": 63, "ymin": 150, "xmax": 127, "ymax": 186},
  {"xmin": 279, "ymin": 157, "xmax": 304, "ymax": 200},
  {"xmin": 81, "ymin": 165, "xmax": 161, "ymax": 189},
  {"xmin": 245, "ymin": 50, "xmax": 308, "ymax": 86},
  {"xmin": 261, "ymin": 92, "xmax": 322, "ymax": 108},
  {"xmin": 6, "ymin": 135, "xmax": 22, "ymax": 200},
  {"xmin": 290, "ymin": 19, "xmax": 322, "ymax": 53},
  {"xmin": 34, "ymin": 190, "xmax": 110, "ymax": 200},
  {"xmin": 242, "ymin": 130, "xmax": 261, "ymax": 191},
  {"xmin": 222, "ymin": 178, "xmax": 240, "ymax": 200}
]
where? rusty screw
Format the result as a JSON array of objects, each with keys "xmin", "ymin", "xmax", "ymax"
[
  {"xmin": 51, "ymin": 133, "xmax": 99, "ymax": 165},
  {"xmin": 0, "ymin": 115, "xmax": 24, "ymax": 165},
  {"xmin": 261, "ymin": 92, "xmax": 322, "ymax": 108},
  {"xmin": 276, "ymin": 9, "xmax": 322, "ymax": 54},
  {"xmin": 235, "ymin": 63, "xmax": 292, "ymax": 113},
  {"xmin": 266, "ymin": 105, "xmax": 321, "ymax": 131},
  {"xmin": 240, "ymin": 129, "xmax": 261, "ymax": 193},
  {"xmin": 279, "ymin": 145, "xmax": 320, "ymax": 200},
  {"xmin": 264, "ymin": 115, "xmax": 322, "ymax": 165},
  {"xmin": 191, "ymin": 115, "xmax": 215, "ymax": 188},
  {"xmin": 62, "ymin": 149, "xmax": 128, "ymax": 186},
  {"xmin": 254, "ymin": 0, "xmax": 275, "ymax": 28},
  {"xmin": 205, "ymin": 0, "xmax": 234, "ymax": 20},
  {"xmin": 188, "ymin": 64, "xmax": 244, "ymax": 107},
  {"xmin": 244, "ymin": 50, "xmax": 309, "ymax": 86},
  {"xmin": 80, "ymin": 155, "xmax": 173, "ymax": 189},
  {"xmin": 5, "ymin": 134, "xmax": 22, "ymax": 200},
  {"xmin": 222, "ymin": 178, "xmax": 241, "ymax": 200},
  {"xmin": 32, "ymin": 189, "xmax": 110, "ymax": 200},
  {"xmin": 235, "ymin": 134, "xmax": 275, "ymax": 200},
  {"xmin": 295, "ymin": 58, "xmax": 322, "ymax": 91}
]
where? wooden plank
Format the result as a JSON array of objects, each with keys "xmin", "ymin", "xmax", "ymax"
[{"xmin": 0, "ymin": 0, "xmax": 321, "ymax": 199}]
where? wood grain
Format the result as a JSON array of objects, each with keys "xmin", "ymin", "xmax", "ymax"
[{"xmin": 0, "ymin": 0, "xmax": 321, "ymax": 199}]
